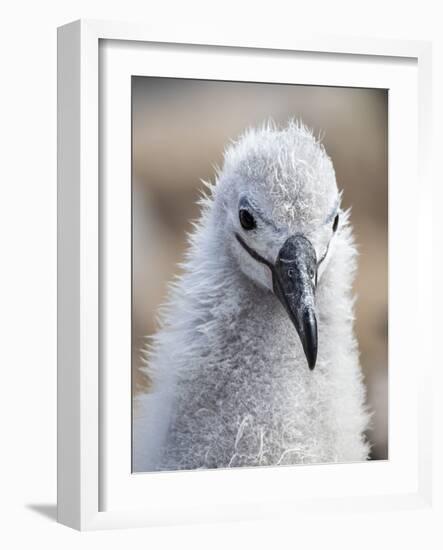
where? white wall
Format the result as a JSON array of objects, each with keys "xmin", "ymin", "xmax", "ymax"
[{"xmin": 0, "ymin": 1, "xmax": 441, "ymax": 548}]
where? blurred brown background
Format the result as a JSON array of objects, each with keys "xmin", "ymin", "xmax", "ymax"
[{"xmin": 132, "ymin": 77, "xmax": 388, "ymax": 460}]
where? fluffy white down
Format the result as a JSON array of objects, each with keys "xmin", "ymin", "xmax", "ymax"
[{"xmin": 133, "ymin": 121, "xmax": 370, "ymax": 472}]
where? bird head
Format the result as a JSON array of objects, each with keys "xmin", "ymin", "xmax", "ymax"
[{"xmin": 214, "ymin": 121, "xmax": 341, "ymax": 370}]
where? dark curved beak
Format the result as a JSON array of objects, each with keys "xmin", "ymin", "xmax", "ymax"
[{"xmin": 273, "ymin": 235, "xmax": 318, "ymax": 370}]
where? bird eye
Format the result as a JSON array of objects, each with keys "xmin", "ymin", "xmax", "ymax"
[
  {"xmin": 332, "ymin": 213, "xmax": 339, "ymax": 233},
  {"xmin": 239, "ymin": 209, "xmax": 256, "ymax": 231}
]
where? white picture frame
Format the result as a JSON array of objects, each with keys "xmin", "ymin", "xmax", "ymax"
[{"xmin": 57, "ymin": 19, "xmax": 434, "ymax": 531}]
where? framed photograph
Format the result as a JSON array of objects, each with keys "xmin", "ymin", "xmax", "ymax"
[{"xmin": 57, "ymin": 19, "xmax": 433, "ymax": 530}]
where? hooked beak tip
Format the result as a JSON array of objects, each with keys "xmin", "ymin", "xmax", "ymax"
[{"xmin": 302, "ymin": 307, "xmax": 318, "ymax": 370}]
